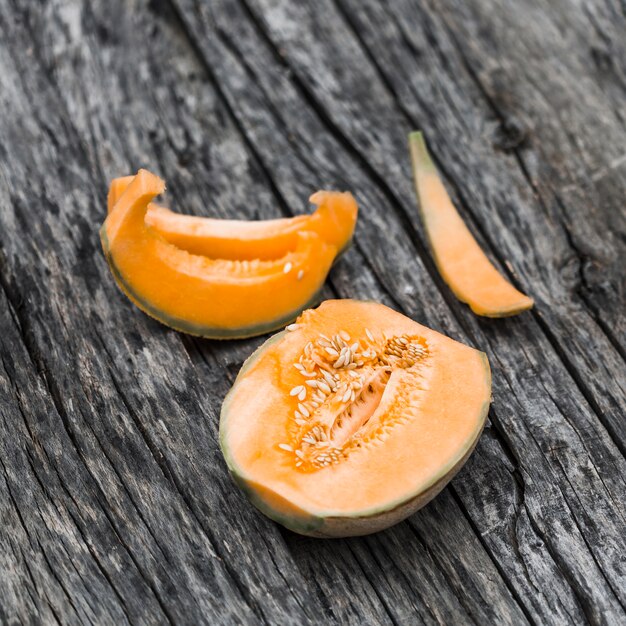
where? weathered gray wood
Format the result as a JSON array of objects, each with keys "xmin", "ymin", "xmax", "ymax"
[{"xmin": 0, "ymin": 0, "xmax": 624, "ymax": 624}]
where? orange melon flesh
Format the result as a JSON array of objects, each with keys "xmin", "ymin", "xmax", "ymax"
[
  {"xmin": 107, "ymin": 176, "xmax": 357, "ymax": 261},
  {"xmin": 220, "ymin": 300, "xmax": 491, "ymax": 536},
  {"xmin": 409, "ymin": 132, "xmax": 533, "ymax": 317},
  {"xmin": 101, "ymin": 170, "xmax": 338, "ymax": 338}
]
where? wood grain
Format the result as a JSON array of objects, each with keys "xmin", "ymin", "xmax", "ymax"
[{"xmin": 0, "ymin": 0, "xmax": 624, "ymax": 623}]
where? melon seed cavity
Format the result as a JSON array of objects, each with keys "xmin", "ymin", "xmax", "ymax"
[{"xmin": 283, "ymin": 329, "xmax": 429, "ymax": 470}]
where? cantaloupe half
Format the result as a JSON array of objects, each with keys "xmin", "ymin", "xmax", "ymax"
[
  {"xmin": 100, "ymin": 170, "xmax": 343, "ymax": 338},
  {"xmin": 409, "ymin": 132, "xmax": 533, "ymax": 317},
  {"xmin": 107, "ymin": 176, "xmax": 357, "ymax": 261},
  {"xmin": 220, "ymin": 299, "xmax": 491, "ymax": 537}
]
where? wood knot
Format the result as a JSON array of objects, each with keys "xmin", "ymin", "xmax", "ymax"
[
  {"xmin": 492, "ymin": 116, "xmax": 530, "ymax": 153},
  {"xmin": 590, "ymin": 45, "xmax": 614, "ymax": 73}
]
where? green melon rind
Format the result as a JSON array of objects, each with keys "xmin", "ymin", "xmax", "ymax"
[
  {"xmin": 220, "ymin": 319, "xmax": 491, "ymax": 537},
  {"xmin": 408, "ymin": 131, "xmax": 533, "ymax": 318},
  {"xmin": 101, "ymin": 226, "xmax": 332, "ymax": 340}
]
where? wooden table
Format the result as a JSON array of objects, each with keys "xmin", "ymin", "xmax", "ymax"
[{"xmin": 1, "ymin": 0, "xmax": 624, "ymax": 623}]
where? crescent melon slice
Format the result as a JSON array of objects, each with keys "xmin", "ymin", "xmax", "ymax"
[
  {"xmin": 409, "ymin": 131, "xmax": 533, "ymax": 317},
  {"xmin": 101, "ymin": 170, "xmax": 338, "ymax": 338}
]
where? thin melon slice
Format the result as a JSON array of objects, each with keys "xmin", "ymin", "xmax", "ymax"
[
  {"xmin": 101, "ymin": 170, "xmax": 338, "ymax": 338},
  {"xmin": 220, "ymin": 299, "xmax": 491, "ymax": 537},
  {"xmin": 107, "ymin": 176, "xmax": 357, "ymax": 260},
  {"xmin": 409, "ymin": 131, "xmax": 533, "ymax": 317}
]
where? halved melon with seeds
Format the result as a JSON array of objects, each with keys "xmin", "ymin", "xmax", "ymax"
[
  {"xmin": 107, "ymin": 176, "xmax": 357, "ymax": 261},
  {"xmin": 220, "ymin": 299, "xmax": 491, "ymax": 537},
  {"xmin": 101, "ymin": 170, "xmax": 340, "ymax": 338},
  {"xmin": 409, "ymin": 131, "xmax": 533, "ymax": 317}
]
